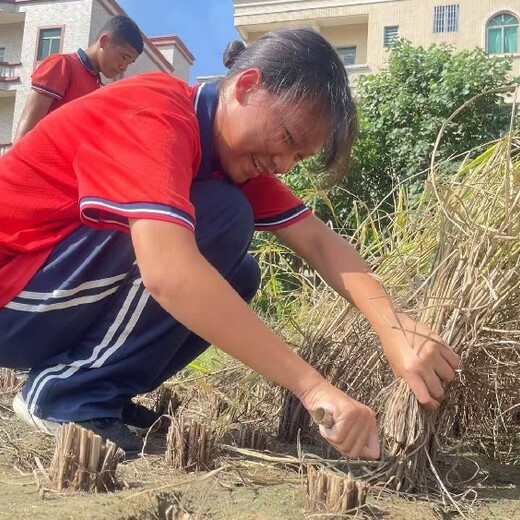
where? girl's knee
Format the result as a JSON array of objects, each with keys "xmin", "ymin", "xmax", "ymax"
[
  {"xmin": 192, "ymin": 180, "xmax": 254, "ymax": 256},
  {"xmin": 230, "ymin": 254, "xmax": 261, "ymax": 302}
]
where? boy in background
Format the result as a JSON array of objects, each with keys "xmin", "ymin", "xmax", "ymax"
[{"xmin": 13, "ymin": 15, "xmax": 143, "ymax": 142}]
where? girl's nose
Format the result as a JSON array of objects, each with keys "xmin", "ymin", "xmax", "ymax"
[{"xmin": 272, "ymin": 154, "xmax": 298, "ymax": 175}]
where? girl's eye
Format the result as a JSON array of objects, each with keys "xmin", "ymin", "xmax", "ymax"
[{"xmin": 284, "ymin": 127, "xmax": 294, "ymax": 145}]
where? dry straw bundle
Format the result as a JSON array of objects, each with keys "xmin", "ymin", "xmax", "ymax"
[
  {"xmin": 48, "ymin": 423, "xmax": 123, "ymax": 492},
  {"xmin": 233, "ymin": 423, "xmax": 269, "ymax": 451},
  {"xmin": 279, "ymin": 311, "xmax": 388, "ymax": 444},
  {"xmin": 307, "ymin": 465, "xmax": 369, "ymax": 516},
  {"xmin": 277, "ymin": 91, "xmax": 519, "ymax": 495},
  {"xmin": 370, "ymin": 98, "xmax": 520, "ymax": 493},
  {"xmin": 154, "ymin": 384, "xmax": 183, "ymax": 416},
  {"xmin": 0, "ymin": 368, "xmax": 18, "ymax": 393},
  {"xmin": 165, "ymin": 414, "xmax": 217, "ymax": 471}
]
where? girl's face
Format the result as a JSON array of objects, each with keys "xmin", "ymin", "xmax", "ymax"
[{"xmin": 214, "ymin": 69, "xmax": 328, "ymax": 184}]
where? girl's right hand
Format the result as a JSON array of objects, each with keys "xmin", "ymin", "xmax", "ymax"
[{"xmin": 299, "ymin": 381, "xmax": 380, "ymax": 460}]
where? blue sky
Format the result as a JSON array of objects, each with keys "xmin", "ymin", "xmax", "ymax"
[{"xmin": 117, "ymin": 0, "xmax": 240, "ymax": 83}]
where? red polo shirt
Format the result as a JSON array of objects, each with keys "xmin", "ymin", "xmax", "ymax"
[
  {"xmin": 0, "ymin": 73, "xmax": 309, "ymax": 307},
  {"xmin": 31, "ymin": 49, "xmax": 102, "ymax": 112}
]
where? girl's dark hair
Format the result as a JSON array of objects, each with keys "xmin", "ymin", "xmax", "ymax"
[
  {"xmin": 223, "ymin": 40, "xmax": 246, "ymax": 69},
  {"xmin": 100, "ymin": 15, "xmax": 144, "ymax": 55},
  {"xmin": 221, "ymin": 29, "xmax": 357, "ymax": 186}
]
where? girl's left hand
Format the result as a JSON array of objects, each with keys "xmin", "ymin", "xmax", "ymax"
[{"xmin": 380, "ymin": 313, "xmax": 460, "ymax": 410}]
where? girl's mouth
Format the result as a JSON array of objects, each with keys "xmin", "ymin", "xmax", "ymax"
[{"xmin": 252, "ymin": 155, "xmax": 263, "ymax": 173}]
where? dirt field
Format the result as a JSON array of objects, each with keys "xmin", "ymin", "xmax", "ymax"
[{"xmin": 1, "ymin": 391, "xmax": 519, "ymax": 520}]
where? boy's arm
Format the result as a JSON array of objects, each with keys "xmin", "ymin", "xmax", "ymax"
[
  {"xmin": 129, "ymin": 217, "xmax": 380, "ymax": 459},
  {"xmin": 275, "ymin": 214, "xmax": 460, "ymax": 410},
  {"xmin": 13, "ymin": 91, "xmax": 54, "ymax": 142},
  {"xmin": 14, "ymin": 54, "xmax": 70, "ymax": 143}
]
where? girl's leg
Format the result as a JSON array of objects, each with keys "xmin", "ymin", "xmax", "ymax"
[
  {"xmin": 147, "ymin": 253, "xmax": 261, "ymax": 388},
  {"xmin": 0, "ymin": 180, "xmax": 259, "ymax": 423}
]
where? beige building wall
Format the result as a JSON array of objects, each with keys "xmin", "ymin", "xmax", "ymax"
[
  {"xmin": 0, "ymin": 93, "xmax": 15, "ymax": 143},
  {"xmin": 171, "ymin": 48, "xmax": 191, "ymax": 81},
  {"xmin": 322, "ymin": 23, "xmax": 369, "ymax": 65},
  {"xmin": 9, "ymin": 0, "xmax": 93, "ymax": 136},
  {"xmin": 0, "ymin": 21, "xmax": 23, "ymax": 62},
  {"xmin": 149, "ymin": 36, "xmax": 195, "ymax": 83},
  {"xmin": 234, "ymin": 0, "xmax": 520, "ymax": 78}
]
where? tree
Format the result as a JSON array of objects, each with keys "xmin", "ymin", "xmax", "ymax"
[
  {"xmin": 350, "ymin": 40, "xmax": 513, "ymax": 205},
  {"xmin": 287, "ymin": 40, "xmax": 514, "ymax": 226}
]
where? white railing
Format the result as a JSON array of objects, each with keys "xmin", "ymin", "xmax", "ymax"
[
  {"xmin": 0, "ymin": 62, "xmax": 21, "ymax": 82},
  {"xmin": 346, "ymin": 63, "xmax": 371, "ymax": 74},
  {"xmin": 0, "ymin": 143, "xmax": 12, "ymax": 156}
]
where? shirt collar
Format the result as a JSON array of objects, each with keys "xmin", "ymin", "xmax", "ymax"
[
  {"xmin": 76, "ymin": 48, "xmax": 100, "ymax": 79},
  {"xmin": 193, "ymin": 81, "xmax": 220, "ymax": 180}
]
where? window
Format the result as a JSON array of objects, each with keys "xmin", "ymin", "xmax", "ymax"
[
  {"xmin": 487, "ymin": 13, "xmax": 518, "ymax": 54},
  {"xmin": 37, "ymin": 28, "xmax": 62, "ymax": 61},
  {"xmin": 384, "ymin": 26, "xmax": 399, "ymax": 47},
  {"xmin": 433, "ymin": 4, "xmax": 459, "ymax": 33},
  {"xmin": 0, "ymin": 48, "xmax": 5, "ymax": 62},
  {"xmin": 337, "ymin": 47, "xmax": 356, "ymax": 66}
]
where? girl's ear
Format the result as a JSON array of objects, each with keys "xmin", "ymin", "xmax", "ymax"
[{"xmin": 234, "ymin": 68, "xmax": 263, "ymax": 104}]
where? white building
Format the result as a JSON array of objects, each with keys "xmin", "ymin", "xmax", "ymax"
[
  {"xmin": 0, "ymin": 0, "xmax": 195, "ymax": 154},
  {"xmin": 233, "ymin": 1, "xmax": 520, "ymax": 82}
]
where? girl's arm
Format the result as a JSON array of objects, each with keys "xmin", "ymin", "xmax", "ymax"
[
  {"xmin": 275, "ymin": 214, "xmax": 460, "ymax": 410},
  {"xmin": 130, "ymin": 218, "xmax": 380, "ymax": 459}
]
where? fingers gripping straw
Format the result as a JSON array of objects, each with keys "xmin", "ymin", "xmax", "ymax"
[{"xmin": 313, "ymin": 407, "xmax": 381, "ymax": 459}]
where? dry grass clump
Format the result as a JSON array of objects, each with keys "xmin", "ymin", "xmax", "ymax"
[
  {"xmin": 0, "ymin": 368, "xmax": 21, "ymax": 393},
  {"xmin": 230, "ymin": 424, "xmax": 270, "ymax": 451},
  {"xmin": 436, "ymin": 341, "xmax": 520, "ymax": 462},
  {"xmin": 279, "ymin": 311, "xmax": 391, "ymax": 444},
  {"xmin": 154, "ymin": 384, "xmax": 183, "ymax": 416},
  {"xmin": 371, "ymin": 131, "xmax": 520, "ymax": 492},
  {"xmin": 165, "ymin": 362, "xmax": 284, "ymax": 448},
  {"xmin": 165, "ymin": 414, "xmax": 217, "ymax": 471},
  {"xmin": 209, "ymin": 366, "xmax": 284, "ymax": 434},
  {"xmin": 48, "ymin": 423, "xmax": 123, "ymax": 492},
  {"xmin": 274, "ymin": 102, "xmax": 519, "ymax": 495},
  {"xmin": 307, "ymin": 465, "xmax": 369, "ymax": 516}
]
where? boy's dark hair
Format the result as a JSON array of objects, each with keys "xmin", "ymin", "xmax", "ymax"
[
  {"xmin": 221, "ymin": 29, "xmax": 357, "ymax": 187},
  {"xmin": 100, "ymin": 15, "xmax": 144, "ymax": 55}
]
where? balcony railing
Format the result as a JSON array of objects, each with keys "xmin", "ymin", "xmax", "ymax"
[
  {"xmin": 0, "ymin": 62, "xmax": 21, "ymax": 82},
  {"xmin": 346, "ymin": 63, "xmax": 371, "ymax": 74},
  {"xmin": 0, "ymin": 142, "xmax": 12, "ymax": 156}
]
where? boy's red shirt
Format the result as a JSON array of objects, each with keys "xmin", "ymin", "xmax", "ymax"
[
  {"xmin": 31, "ymin": 50, "xmax": 102, "ymax": 112},
  {"xmin": 0, "ymin": 73, "xmax": 309, "ymax": 307}
]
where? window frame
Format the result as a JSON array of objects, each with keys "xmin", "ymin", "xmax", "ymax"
[
  {"xmin": 337, "ymin": 46, "xmax": 357, "ymax": 67},
  {"xmin": 486, "ymin": 12, "xmax": 519, "ymax": 55},
  {"xmin": 384, "ymin": 26, "xmax": 399, "ymax": 47},
  {"xmin": 433, "ymin": 4, "xmax": 460, "ymax": 34},
  {"xmin": 34, "ymin": 25, "xmax": 65, "ymax": 64}
]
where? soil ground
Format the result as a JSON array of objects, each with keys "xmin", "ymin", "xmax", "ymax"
[{"xmin": 1, "ymin": 391, "xmax": 519, "ymax": 520}]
